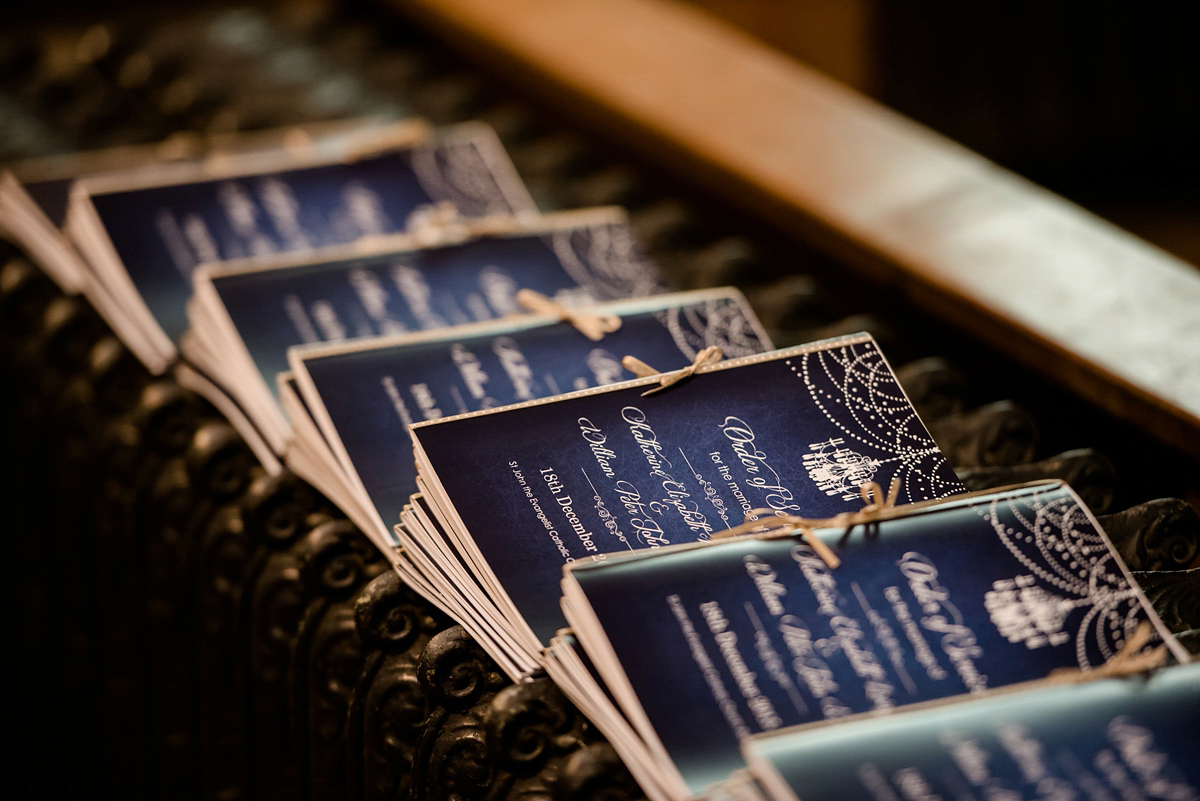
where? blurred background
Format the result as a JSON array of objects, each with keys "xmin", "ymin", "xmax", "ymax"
[
  {"xmin": 4, "ymin": 0, "xmax": 1197, "ymax": 267},
  {"xmin": 4, "ymin": 4, "xmax": 1199, "ymax": 799},
  {"xmin": 691, "ymin": 0, "xmax": 1200, "ymax": 268}
]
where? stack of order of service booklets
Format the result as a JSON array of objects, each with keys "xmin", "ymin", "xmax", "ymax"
[
  {"xmin": 284, "ymin": 285, "xmax": 775, "ymax": 658},
  {"xmin": 184, "ymin": 205, "xmax": 666, "ymax": 470},
  {"xmin": 10, "ymin": 114, "xmax": 1191, "ymax": 801},
  {"xmin": 556, "ymin": 480, "xmax": 1190, "ymax": 801},
  {"xmin": 394, "ymin": 333, "xmax": 967, "ymax": 681},
  {"xmin": 62, "ymin": 117, "xmax": 534, "ymax": 376}
]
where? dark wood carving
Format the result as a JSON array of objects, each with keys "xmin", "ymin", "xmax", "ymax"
[
  {"xmin": 195, "ymin": 497, "xmax": 258, "ymax": 801},
  {"xmin": 25, "ymin": 294, "xmax": 114, "ymax": 797},
  {"xmin": 141, "ymin": 421, "xmax": 256, "ymax": 798},
  {"xmin": 1176, "ymin": 631, "xmax": 1200, "ymax": 656},
  {"xmin": 554, "ymin": 744, "xmax": 647, "ymax": 801},
  {"xmin": 3, "ymin": 5, "xmax": 1200, "ymax": 801},
  {"xmin": 895, "ymin": 356, "xmax": 967, "ymax": 423},
  {"xmin": 246, "ymin": 501, "xmax": 334, "ymax": 801},
  {"xmin": 1099, "ymin": 499, "xmax": 1200, "ymax": 572},
  {"xmin": 927, "ymin": 400, "xmax": 1039, "ymax": 468},
  {"xmin": 409, "ymin": 626, "xmax": 509, "ymax": 801},
  {"xmin": 236, "ymin": 469, "xmax": 334, "ymax": 801},
  {"xmin": 957, "ymin": 447, "xmax": 1118, "ymax": 513},
  {"xmin": 0, "ymin": 255, "xmax": 59, "ymax": 353},
  {"xmin": 293, "ymin": 519, "xmax": 387, "ymax": 800},
  {"xmin": 375, "ymin": 620, "xmax": 650, "ymax": 801},
  {"xmin": 351, "ymin": 571, "xmax": 451, "ymax": 801},
  {"xmin": 76, "ymin": 341, "xmax": 155, "ymax": 797},
  {"xmin": 1133, "ymin": 568, "xmax": 1200, "ymax": 634},
  {"xmin": 483, "ymin": 679, "xmax": 596, "ymax": 799}
]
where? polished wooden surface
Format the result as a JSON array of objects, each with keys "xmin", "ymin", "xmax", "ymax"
[{"xmin": 393, "ymin": 0, "xmax": 1200, "ymax": 457}]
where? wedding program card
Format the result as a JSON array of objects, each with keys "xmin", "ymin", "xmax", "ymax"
[
  {"xmin": 291, "ymin": 287, "xmax": 769, "ymax": 552},
  {"xmin": 189, "ymin": 208, "xmax": 664, "ymax": 454},
  {"xmin": 410, "ymin": 334, "xmax": 965, "ymax": 665},
  {"xmin": 560, "ymin": 482, "xmax": 1187, "ymax": 799},
  {"xmin": 65, "ymin": 120, "xmax": 534, "ymax": 373},
  {"xmin": 743, "ymin": 662, "xmax": 1200, "ymax": 801},
  {"xmin": 0, "ymin": 117, "xmax": 399, "ymax": 296}
]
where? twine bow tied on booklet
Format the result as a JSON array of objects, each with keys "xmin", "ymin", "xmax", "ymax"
[
  {"xmin": 516, "ymin": 289, "xmax": 622, "ymax": 341},
  {"xmin": 1047, "ymin": 621, "xmax": 1169, "ymax": 684},
  {"xmin": 406, "ymin": 201, "xmax": 465, "ymax": 246},
  {"xmin": 621, "ymin": 345, "xmax": 723, "ymax": 396},
  {"xmin": 404, "ymin": 204, "xmax": 525, "ymax": 247},
  {"xmin": 712, "ymin": 479, "xmax": 908, "ymax": 569},
  {"xmin": 713, "ymin": 482, "xmax": 1174, "ymax": 681}
]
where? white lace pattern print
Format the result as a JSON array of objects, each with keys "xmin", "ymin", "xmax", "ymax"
[
  {"xmin": 409, "ymin": 139, "xmax": 518, "ymax": 218},
  {"xmin": 655, "ymin": 297, "xmax": 770, "ymax": 360},
  {"xmin": 544, "ymin": 222, "xmax": 662, "ymax": 301},
  {"xmin": 795, "ymin": 341, "xmax": 962, "ymax": 503},
  {"xmin": 979, "ymin": 487, "xmax": 1144, "ymax": 670}
]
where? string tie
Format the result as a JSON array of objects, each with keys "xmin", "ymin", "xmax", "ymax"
[
  {"xmin": 711, "ymin": 479, "xmax": 904, "ymax": 569},
  {"xmin": 1047, "ymin": 622, "xmax": 1169, "ymax": 683},
  {"xmin": 516, "ymin": 289, "xmax": 621, "ymax": 341},
  {"xmin": 621, "ymin": 346, "xmax": 723, "ymax": 396},
  {"xmin": 406, "ymin": 201, "xmax": 464, "ymax": 247}
]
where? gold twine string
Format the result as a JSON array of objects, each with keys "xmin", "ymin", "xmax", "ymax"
[
  {"xmin": 1047, "ymin": 622, "xmax": 1169, "ymax": 684},
  {"xmin": 407, "ymin": 201, "xmax": 464, "ymax": 247},
  {"xmin": 709, "ymin": 479, "xmax": 906, "ymax": 569},
  {"xmin": 706, "ymin": 479, "xmax": 1171, "ymax": 683},
  {"xmin": 515, "ymin": 289, "xmax": 622, "ymax": 341},
  {"xmin": 621, "ymin": 346, "xmax": 723, "ymax": 396}
]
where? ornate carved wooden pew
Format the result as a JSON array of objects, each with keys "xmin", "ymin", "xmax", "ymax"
[
  {"xmin": 2, "ymin": 3, "xmax": 1198, "ymax": 800},
  {"xmin": 2, "ymin": 252, "xmax": 1198, "ymax": 797}
]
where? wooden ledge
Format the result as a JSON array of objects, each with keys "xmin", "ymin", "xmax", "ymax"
[{"xmin": 392, "ymin": 0, "xmax": 1200, "ymax": 457}]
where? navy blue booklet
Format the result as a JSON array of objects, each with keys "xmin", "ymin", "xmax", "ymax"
[
  {"xmin": 0, "ymin": 117, "xmax": 401, "ymax": 311},
  {"xmin": 279, "ymin": 289, "xmax": 769, "ymax": 678},
  {"xmin": 64, "ymin": 120, "xmax": 534, "ymax": 373},
  {"xmin": 743, "ymin": 662, "xmax": 1200, "ymax": 801},
  {"xmin": 560, "ymin": 481, "xmax": 1187, "ymax": 800},
  {"xmin": 288, "ymin": 287, "xmax": 770, "ymax": 601},
  {"xmin": 188, "ymin": 208, "xmax": 664, "ymax": 456},
  {"xmin": 408, "ymin": 334, "xmax": 964, "ymax": 675}
]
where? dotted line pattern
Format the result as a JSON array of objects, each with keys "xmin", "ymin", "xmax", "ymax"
[
  {"xmin": 791, "ymin": 341, "xmax": 961, "ymax": 503},
  {"xmin": 976, "ymin": 487, "xmax": 1142, "ymax": 669}
]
